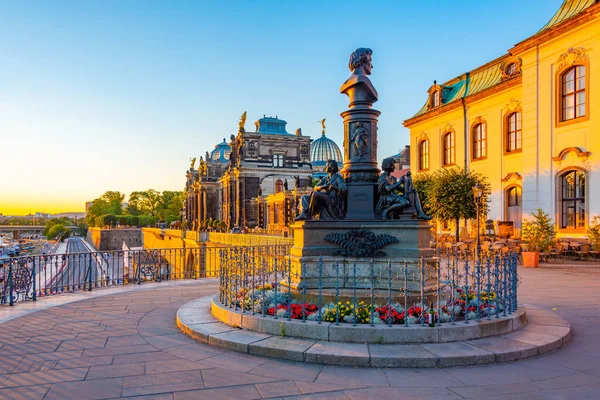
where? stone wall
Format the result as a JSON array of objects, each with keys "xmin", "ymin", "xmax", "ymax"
[{"xmin": 86, "ymin": 228, "xmax": 143, "ymax": 251}]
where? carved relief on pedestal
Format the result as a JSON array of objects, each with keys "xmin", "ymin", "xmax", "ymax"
[{"xmin": 350, "ymin": 122, "xmax": 369, "ymax": 159}]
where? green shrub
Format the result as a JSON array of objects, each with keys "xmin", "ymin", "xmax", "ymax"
[
  {"xmin": 521, "ymin": 209, "xmax": 555, "ymax": 253},
  {"xmin": 587, "ymin": 216, "xmax": 600, "ymax": 251}
]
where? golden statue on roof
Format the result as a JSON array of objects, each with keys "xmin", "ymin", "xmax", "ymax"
[
  {"xmin": 319, "ymin": 118, "xmax": 326, "ymax": 135},
  {"xmin": 238, "ymin": 111, "xmax": 247, "ymax": 133}
]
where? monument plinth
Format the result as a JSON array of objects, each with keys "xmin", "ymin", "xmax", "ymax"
[{"xmin": 289, "ymin": 47, "xmax": 434, "ymax": 291}]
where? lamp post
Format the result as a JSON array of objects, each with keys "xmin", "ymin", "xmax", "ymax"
[{"xmin": 472, "ymin": 183, "xmax": 483, "ymax": 260}]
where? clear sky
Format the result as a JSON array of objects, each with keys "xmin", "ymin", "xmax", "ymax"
[{"xmin": 0, "ymin": 0, "xmax": 564, "ymax": 215}]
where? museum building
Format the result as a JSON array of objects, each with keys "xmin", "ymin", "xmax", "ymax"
[
  {"xmin": 183, "ymin": 115, "xmax": 342, "ymax": 233},
  {"xmin": 403, "ymin": 0, "xmax": 600, "ymax": 239}
]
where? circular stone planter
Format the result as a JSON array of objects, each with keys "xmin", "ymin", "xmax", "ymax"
[
  {"xmin": 177, "ymin": 295, "xmax": 571, "ymax": 368},
  {"xmin": 210, "ymin": 296, "xmax": 528, "ymax": 344}
]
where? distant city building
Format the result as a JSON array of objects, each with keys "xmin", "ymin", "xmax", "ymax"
[
  {"xmin": 385, "ymin": 145, "xmax": 410, "ymax": 179},
  {"xmin": 182, "ymin": 114, "xmax": 344, "ymax": 233},
  {"xmin": 85, "ymin": 202, "xmax": 93, "ymax": 215},
  {"xmin": 310, "ymin": 130, "xmax": 343, "ymax": 179}
]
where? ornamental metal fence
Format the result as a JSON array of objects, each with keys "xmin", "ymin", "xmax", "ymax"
[
  {"xmin": 0, "ymin": 245, "xmax": 285, "ymax": 307},
  {"xmin": 218, "ymin": 251, "xmax": 520, "ymax": 327}
]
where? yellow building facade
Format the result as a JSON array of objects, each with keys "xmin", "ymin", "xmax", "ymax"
[{"xmin": 403, "ymin": 0, "xmax": 600, "ymax": 239}]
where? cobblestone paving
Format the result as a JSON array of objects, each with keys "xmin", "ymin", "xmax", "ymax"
[{"xmin": 0, "ymin": 265, "xmax": 599, "ymax": 399}]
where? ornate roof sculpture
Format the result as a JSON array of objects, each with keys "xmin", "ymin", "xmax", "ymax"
[
  {"xmin": 310, "ymin": 119, "xmax": 343, "ymax": 168},
  {"xmin": 210, "ymin": 138, "xmax": 232, "ymax": 163}
]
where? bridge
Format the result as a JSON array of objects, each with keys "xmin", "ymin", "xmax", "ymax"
[{"xmin": 0, "ymin": 225, "xmax": 78, "ymax": 239}]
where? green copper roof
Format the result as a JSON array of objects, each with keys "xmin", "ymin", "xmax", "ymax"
[
  {"xmin": 410, "ymin": 59, "xmax": 505, "ymax": 119},
  {"xmin": 538, "ymin": 0, "xmax": 597, "ymax": 33},
  {"xmin": 407, "ymin": 0, "xmax": 598, "ymax": 121}
]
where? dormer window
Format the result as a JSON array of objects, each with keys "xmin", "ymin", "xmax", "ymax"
[
  {"xmin": 506, "ymin": 62, "xmax": 517, "ymax": 76},
  {"xmin": 428, "ymin": 81, "xmax": 443, "ymax": 109},
  {"xmin": 501, "ymin": 56, "xmax": 522, "ymax": 80},
  {"xmin": 432, "ymin": 91, "xmax": 440, "ymax": 107}
]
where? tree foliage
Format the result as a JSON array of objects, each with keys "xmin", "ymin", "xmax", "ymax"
[
  {"xmin": 86, "ymin": 190, "xmax": 183, "ymax": 227},
  {"xmin": 414, "ymin": 167, "xmax": 491, "ymax": 241},
  {"xmin": 521, "ymin": 209, "xmax": 555, "ymax": 253},
  {"xmin": 46, "ymin": 223, "xmax": 71, "ymax": 241}
]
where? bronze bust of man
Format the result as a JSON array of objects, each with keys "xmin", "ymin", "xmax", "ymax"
[
  {"xmin": 340, "ymin": 48, "xmax": 378, "ymax": 107},
  {"xmin": 295, "ymin": 160, "xmax": 347, "ymax": 221}
]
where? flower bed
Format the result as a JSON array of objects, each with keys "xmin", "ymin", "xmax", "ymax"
[{"xmin": 231, "ymin": 284, "xmax": 505, "ymax": 325}]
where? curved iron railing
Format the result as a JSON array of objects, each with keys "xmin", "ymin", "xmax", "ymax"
[{"xmin": 218, "ymin": 250, "xmax": 520, "ymax": 327}]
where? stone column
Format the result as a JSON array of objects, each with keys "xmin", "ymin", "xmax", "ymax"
[{"xmin": 340, "ymin": 108, "xmax": 380, "ymax": 219}]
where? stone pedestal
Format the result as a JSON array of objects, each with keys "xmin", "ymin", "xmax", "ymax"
[
  {"xmin": 340, "ymin": 108, "xmax": 381, "ymax": 220},
  {"xmin": 287, "ymin": 217, "xmax": 435, "ymax": 292}
]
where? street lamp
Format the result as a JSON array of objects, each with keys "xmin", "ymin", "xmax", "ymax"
[{"xmin": 472, "ymin": 183, "xmax": 483, "ymax": 259}]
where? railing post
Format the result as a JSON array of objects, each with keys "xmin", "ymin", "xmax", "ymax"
[
  {"xmin": 32, "ymin": 258, "xmax": 37, "ymax": 301},
  {"xmin": 420, "ymin": 257, "xmax": 425, "ymax": 327},
  {"xmin": 9, "ymin": 263, "xmax": 14, "ymax": 306},
  {"xmin": 352, "ymin": 259, "xmax": 357, "ymax": 327},
  {"xmin": 404, "ymin": 260, "xmax": 409, "ymax": 327},
  {"xmin": 476, "ymin": 258, "xmax": 481, "ymax": 322},
  {"xmin": 87, "ymin": 256, "xmax": 93, "ymax": 292},
  {"xmin": 464, "ymin": 259, "xmax": 469, "ymax": 324},
  {"xmin": 370, "ymin": 259, "xmax": 375, "ymax": 327}
]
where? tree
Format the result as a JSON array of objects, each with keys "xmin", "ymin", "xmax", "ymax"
[
  {"xmin": 46, "ymin": 223, "xmax": 70, "ymax": 240},
  {"xmin": 418, "ymin": 167, "xmax": 491, "ymax": 242},
  {"xmin": 128, "ymin": 190, "xmax": 161, "ymax": 216},
  {"xmin": 43, "ymin": 217, "xmax": 71, "ymax": 236},
  {"xmin": 101, "ymin": 191, "xmax": 125, "ymax": 215},
  {"xmin": 77, "ymin": 223, "xmax": 88, "ymax": 237},
  {"xmin": 158, "ymin": 191, "xmax": 184, "ymax": 222}
]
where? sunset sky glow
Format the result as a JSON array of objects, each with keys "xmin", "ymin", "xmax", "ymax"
[{"xmin": 0, "ymin": 0, "xmax": 562, "ymax": 215}]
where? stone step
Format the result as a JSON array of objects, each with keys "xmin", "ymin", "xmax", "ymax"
[{"xmin": 177, "ymin": 296, "xmax": 571, "ymax": 368}]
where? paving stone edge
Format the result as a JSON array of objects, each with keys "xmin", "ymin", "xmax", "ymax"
[{"xmin": 176, "ymin": 295, "xmax": 571, "ymax": 368}]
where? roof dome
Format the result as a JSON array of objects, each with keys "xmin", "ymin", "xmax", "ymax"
[
  {"xmin": 310, "ymin": 133, "xmax": 343, "ymax": 167},
  {"xmin": 210, "ymin": 138, "xmax": 231, "ymax": 163}
]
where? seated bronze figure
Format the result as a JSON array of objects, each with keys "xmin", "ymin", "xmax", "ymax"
[
  {"xmin": 376, "ymin": 157, "xmax": 431, "ymax": 220},
  {"xmin": 295, "ymin": 160, "xmax": 347, "ymax": 221}
]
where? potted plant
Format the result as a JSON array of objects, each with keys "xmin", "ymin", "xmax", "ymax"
[
  {"xmin": 521, "ymin": 209, "xmax": 556, "ymax": 267},
  {"xmin": 587, "ymin": 215, "xmax": 600, "ymax": 252}
]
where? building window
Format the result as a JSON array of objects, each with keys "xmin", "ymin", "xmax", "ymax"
[
  {"xmin": 275, "ymin": 179, "xmax": 284, "ymax": 193},
  {"xmin": 418, "ymin": 140, "xmax": 429, "ymax": 171},
  {"xmin": 273, "ymin": 154, "xmax": 284, "ymax": 168},
  {"xmin": 506, "ymin": 112, "xmax": 522, "ymax": 153},
  {"xmin": 432, "ymin": 91, "xmax": 440, "ymax": 107},
  {"xmin": 442, "ymin": 132, "xmax": 455, "ymax": 166},
  {"xmin": 472, "ymin": 123, "xmax": 486, "ymax": 160},
  {"xmin": 506, "ymin": 186, "xmax": 522, "ymax": 229},
  {"xmin": 505, "ymin": 62, "xmax": 518, "ymax": 76},
  {"xmin": 560, "ymin": 170, "xmax": 586, "ymax": 230},
  {"xmin": 561, "ymin": 65, "xmax": 586, "ymax": 122}
]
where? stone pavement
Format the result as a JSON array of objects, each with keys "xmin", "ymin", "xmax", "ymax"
[{"xmin": 0, "ymin": 264, "xmax": 599, "ymax": 399}]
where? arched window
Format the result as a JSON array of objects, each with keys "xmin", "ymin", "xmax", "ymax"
[
  {"xmin": 275, "ymin": 179, "xmax": 284, "ymax": 193},
  {"xmin": 442, "ymin": 132, "xmax": 455, "ymax": 166},
  {"xmin": 418, "ymin": 140, "xmax": 429, "ymax": 171},
  {"xmin": 505, "ymin": 186, "xmax": 522, "ymax": 229},
  {"xmin": 506, "ymin": 112, "xmax": 522, "ymax": 153},
  {"xmin": 561, "ymin": 65, "xmax": 586, "ymax": 122},
  {"xmin": 559, "ymin": 170, "xmax": 586, "ymax": 230},
  {"xmin": 472, "ymin": 123, "xmax": 486, "ymax": 160}
]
